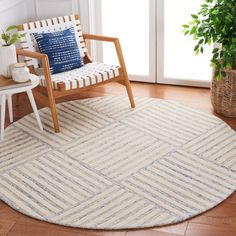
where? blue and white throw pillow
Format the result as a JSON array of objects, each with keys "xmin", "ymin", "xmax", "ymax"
[{"xmin": 33, "ymin": 28, "xmax": 84, "ymax": 74}]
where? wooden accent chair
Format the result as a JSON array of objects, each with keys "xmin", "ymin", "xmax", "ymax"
[{"xmin": 17, "ymin": 15, "xmax": 135, "ymax": 133}]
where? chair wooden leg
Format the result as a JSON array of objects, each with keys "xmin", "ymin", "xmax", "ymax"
[
  {"xmin": 44, "ymin": 86, "xmax": 60, "ymax": 133},
  {"xmin": 42, "ymin": 56, "xmax": 60, "ymax": 133},
  {"xmin": 114, "ymin": 39, "xmax": 135, "ymax": 108},
  {"xmin": 124, "ymin": 73, "xmax": 135, "ymax": 108},
  {"xmin": 34, "ymin": 87, "xmax": 59, "ymax": 132},
  {"xmin": 48, "ymin": 96, "xmax": 60, "ymax": 133}
]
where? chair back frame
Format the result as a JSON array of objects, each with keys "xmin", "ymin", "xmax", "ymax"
[{"xmin": 18, "ymin": 15, "xmax": 87, "ymax": 69}]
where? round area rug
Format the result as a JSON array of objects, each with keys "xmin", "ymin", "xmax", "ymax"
[{"xmin": 0, "ymin": 96, "xmax": 235, "ymax": 229}]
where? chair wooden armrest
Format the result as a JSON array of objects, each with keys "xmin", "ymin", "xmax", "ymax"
[
  {"xmin": 83, "ymin": 34, "xmax": 125, "ymax": 71},
  {"xmin": 83, "ymin": 34, "xmax": 135, "ymax": 108},
  {"xmin": 83, "ymin": 34, "xmax": 119, "ymax": 43},
  {"xmin": 16, "ymin": 49, "xmax": 51, "ymax": 75},
  {"xmin": 16, "ymin": 49, "xmax": 48, "ymax": 60},
  {"xmin": 16, "ymin": 49, "xmax": 57, "ymax": 126},
  {"xmin": 16, "ymin": 49, "xmax": 51, "ymax": 84}
]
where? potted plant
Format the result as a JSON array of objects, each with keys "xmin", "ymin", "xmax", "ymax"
[
  {"xmin": 183, "ymin": 0, "xmax": 236, "ymax": 117},
  {"xmin": 0, "ymin": 25, "xmax": 24, "ymax": 78}
]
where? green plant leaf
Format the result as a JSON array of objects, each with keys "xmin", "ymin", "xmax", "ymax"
[
  {"xmin": 199, "ymin": 39, "xmax": 204, "ymax": 44},
  {"xmin": 216, "ymin": 74, "xmax": 221, "ymax": 80},
  {"xmin": 1, "ymin": 33, "xmax": 10, "ymax": 45},
  {"xmin": 210, "ymin": 62, "xmax": 216, "ymax": 67},
  {"xmin": 211, "ymin": 9, "xmax": 219, "ymax": 15},
  {"xmin": 221, "ymin": 71, "xmax": 226, "ymax": 77},
  {"xmin": 213, "ymin": 52, "xmax": 219, "ymax": 59},
  {"xmin": 213, "ymin": 48, "xmax": 219, "ymax": 54},
  {"xmin": 6, "ymin": 25, "xmax": 18, "ymax": 32},
  {"xmin": 226, "ymin": 62, "xmax": 232, "ymax": 69},
  {"xmin": 191, "ymin": 14, "xmax": 198, "ymax": 19},
  {"xmin": 207, "ymin": 38, "xmax": 212, "ymax": 45},
  {"xmin": 182, "ymin": 0, "xmax": 236, "ymax": 80},
  {"xmin": 194, "ymin": 45, "xmax": 199, "ymax": 51},
  {"xmin": 190, "ymin": 26, "xmax": 197, "ymax": 35},
  {"xmin": 1, "ymin": 25, "xmax": 24, "ymax": 45},
  {"xmin": 193, "ymin": 34, "xmax": 199, "ymax": 40},
  {"xmin": 184, "ymin": 30, "xmax": 189, "ymax": 35},
  {"xmin": 8, "ymin": 34, "xmax": 21, "ymax": 45}
]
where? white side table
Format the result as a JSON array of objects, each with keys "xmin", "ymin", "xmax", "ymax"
[{"xmin": 0, "ymin": 74, "xmax": 43, "ymax": 140}]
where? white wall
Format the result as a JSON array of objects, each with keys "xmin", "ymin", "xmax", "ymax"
[
  {"xmin": 0, "ymin": 0, "xmax": 90, "ymax": 32},
  {"xmin": 0, "ymin": 0, "xmax": 29, "ymax": 29}
]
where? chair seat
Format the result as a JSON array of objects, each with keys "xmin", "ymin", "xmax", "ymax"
[{"xmin": 39, "ymin": 62, "xmax": 120, "ymax": 91}]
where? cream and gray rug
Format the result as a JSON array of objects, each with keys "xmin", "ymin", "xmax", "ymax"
[{"xmin": 0, "ymin": 96, "xmax": 235, "ymax": 229}]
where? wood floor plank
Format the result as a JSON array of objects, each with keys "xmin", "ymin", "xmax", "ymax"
[
  {"xmin": 0, "ymin": 201, "xmax": 5, "ymax": 210},
  {"xmin": 203, "ymin": 202, "xmax": 236, "ymax": 217},
  {"xmin": 0, "ymin": 204, "xmax": 23, "ymax": 222},
  {"xmin": 190, "ymin": 195, "xmax": 236, "ymax": 228},
  {"xmin": 185, "ymin": 222, "xmax": 236, "ymax": 236},
  {"xmin": 225, "ymin": 194, "xmax": 236, "ymax": 204},
  {"xmin": 0, "ymin": 82, "xmax": 235, "ymax": 236},
  {"xmin": 0, "ymin": 207, "xmax": 126, "ymax": 236},
  {"xmin": 125, "ymin": 229, "xmax": 182, "ymax": 236},
  {"xmin": 153, "ymin": 222, "xmax": 188, "ymax": 235},
  {"xmin": 0, "ymin": 219, "xmax": 16, "ymax": 236},
  {"xmin": 7, "ymin": 222, "xmax": 126, "ymax": 236},
  {"xmin": 189, "ymin": 215, "xmax": 236, "ymax": 229}
]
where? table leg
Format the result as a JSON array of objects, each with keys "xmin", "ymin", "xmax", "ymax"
[
  {"xmin": 7, "ymin": 94, "xmax": 13, "ymax": 123},
  {"xmin": 1, "ymin": 95, "xmax": 6, "ymax": 140},
  {"xmin": 26, "ymin": 90, "xmax": 43, "ymax": 131},
  {"xmin": 15, "ymin": 93, "xmax": 20, "ymax": 106}
]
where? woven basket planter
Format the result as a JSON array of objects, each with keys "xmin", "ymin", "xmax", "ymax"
[{"xmin": 211, "ymin": 69, "xmax": 236, "ymax": 117}]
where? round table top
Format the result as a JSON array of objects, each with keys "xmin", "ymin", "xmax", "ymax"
[{"xmin": 0, "ymin": 74, "xmax": 40, "ymax": 95}]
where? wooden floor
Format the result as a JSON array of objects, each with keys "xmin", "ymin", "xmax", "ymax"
[{"xmin": 0, "ymin": 82, "xmax": 235, "ymax": 236}]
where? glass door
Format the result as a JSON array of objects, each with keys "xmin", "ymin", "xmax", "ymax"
[
  {"xmin": 90, "ymin": 0, "xmax": 156, "ymax": 83},
  {"xmin": 87, "ymin": 0, "xmax": 212, "ymax": 87},
  {"xmin": 157, "ymin": 0, "xmax": 212, "ymax": 87}
]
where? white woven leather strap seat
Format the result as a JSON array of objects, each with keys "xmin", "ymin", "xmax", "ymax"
[{"xmin": 39, "ymin": 62, "xmax": 120, "ymax": 91}]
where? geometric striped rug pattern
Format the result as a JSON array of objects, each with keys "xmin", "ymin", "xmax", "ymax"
[{"xmin": 0, "ymin": 96, "xmax": 235, "ymax": 229}]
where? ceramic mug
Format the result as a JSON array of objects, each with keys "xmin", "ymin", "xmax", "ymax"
[{"xmin": 12, "ymin": 63, "xmax": 30, "ymax": 83}]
